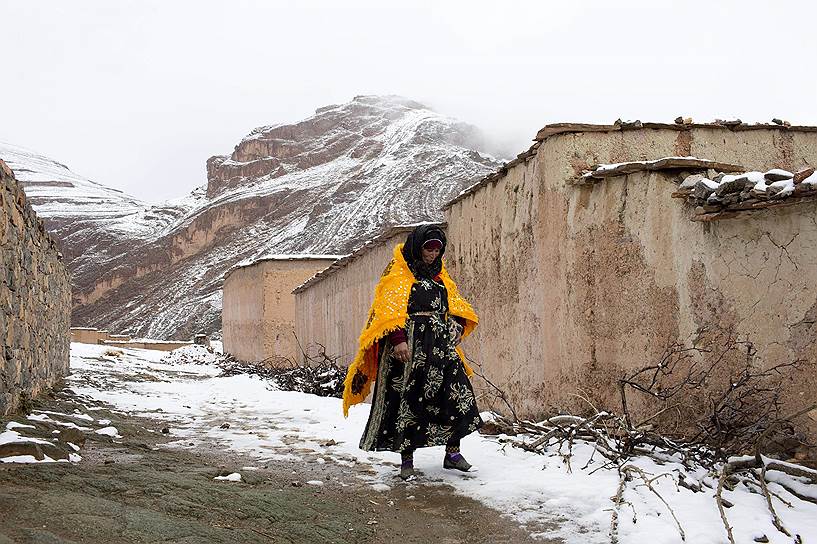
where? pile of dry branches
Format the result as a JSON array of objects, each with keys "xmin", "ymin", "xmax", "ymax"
[
  {"xmin": 468, "ymin": 336, "xmax": 816, "ymax": 543},
  {"xmin": 164, "ymin": 341, "xmax": 345, "ymax": 398},
  {"xmin": 617, "ymin": 335, "xmax": 810, "ymax": 458},
  {"xmin": 217, "ymin": 351, "xmax": 345, "ymax": 398}
]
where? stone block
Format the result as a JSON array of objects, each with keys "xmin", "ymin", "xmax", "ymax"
[
  {"xmin": 693, "ymin": 180, "xmax": 716, "ymax": 200},
  {"xmin": 715, "ymin": 175, "xmax": 754, "ymax": 196},
  {"xmin": 58, "ymin": 427, "xmax": 86, "ymax": 447},
  {"xmin": 0, "ymin": 441, "xmax": 45, "ymax": 461},
  {"xmin": 794, "ymin": 167, "xmax": 815, "ymax": 184}
]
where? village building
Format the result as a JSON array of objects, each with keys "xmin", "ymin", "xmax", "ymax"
[
  {"xmin": 70, "ymin": 327, "xmax": 130, "ymax": 345},
  {"xmin": 69, "ymin": 327, "xmax": 208, "ymax": 351},
  {"xmin": 442, "ymin": 120, "xmax": 817, "ymax": 438},
  {"xmin": 288, "ymin": 120, "xmax": 817, "ymax": 442},
  {"xmin": 222, "ymin": 255, "xmax": 342, "ymax": 363},
  {"xmin": 293, "ymin": 224, "xmax": 443, "ymax": 365}
]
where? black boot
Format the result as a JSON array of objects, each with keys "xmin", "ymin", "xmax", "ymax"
[
  {"xmin": 443, "ymin": 451, "xmax": 472, "ymax": 472},
  {"xmin": 400, "ymin": 450, "xmax": 416, "ymax": 480}
]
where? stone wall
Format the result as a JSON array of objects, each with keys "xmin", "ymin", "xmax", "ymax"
[
  {"xmin": 293, "ymin": 228, "xmax": 421, "ymax": 364},
  {"xmin": 1, "ymin": 160, "xmax": 71, "ymax": 415},
  {"xmin": 445, "ymin": 125, "xmax": 817, "ymax": 438},
  {"xmin": 222, "ymin": 256, "xmax": 338, "ymax": 363}
]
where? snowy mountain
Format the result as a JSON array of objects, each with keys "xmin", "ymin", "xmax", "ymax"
[
  {"xmin": 2, "ymin": 95, "xmax": 501, "ymax": 339},
  {"xmin": 0, "ymin": 141, "xmax": 201, "ymax": 279},
  {"xmin": 0, "ymin": 141, "xmax": 143, "ymax": 218}
]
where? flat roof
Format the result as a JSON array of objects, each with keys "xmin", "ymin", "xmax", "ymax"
[
  {"xmin": 292, "ymin": 222, "xmax": 445, "ymax": 294},
  {"xmin": 444, "ymin": 119, "xmax": 817, "ymax": 209},
  {"xmin": 534, "ymin": 120, "xmax": 817, "ymax": 142},
  {"xmin": 224, "ymin": 254, "xmax": 345, "ymax": 280}
]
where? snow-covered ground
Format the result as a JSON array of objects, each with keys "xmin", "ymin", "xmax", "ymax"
[{"xmin": 48, "ymin": 343, "xmax": 817, "ymax": 542}]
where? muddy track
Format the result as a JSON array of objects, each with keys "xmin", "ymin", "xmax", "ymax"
[{"xmin": 0, "ymin": 393, "xmax": 549, "ymax": 544}]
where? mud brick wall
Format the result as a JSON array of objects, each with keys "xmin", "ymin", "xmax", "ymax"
[
  {"xmin": 293, "ymin": 229, "xmax": 413, "ymax": 365},
  {"xmin": 0, "ymin": 159, "xmax": 71, "ymax": 415},
  {"xmin": 223, "ymin": 257, "xmax": 337, "ymax": 364},
  {"xmin": 445, "ymin": 125, "xmax": 817, "ymax": 440}
]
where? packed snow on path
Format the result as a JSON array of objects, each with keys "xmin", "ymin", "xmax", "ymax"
[{"xmin": 67, "ymin": 343, "xmax": 817, "ymax": 543}]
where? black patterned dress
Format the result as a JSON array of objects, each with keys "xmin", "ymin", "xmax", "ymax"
[{"xmin": 359, "ymin": 276, "xmax": 483, "ymax": 452}]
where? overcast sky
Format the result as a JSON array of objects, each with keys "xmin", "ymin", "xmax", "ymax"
[{"xmin": 2, "ymin": 1, "xmax": 816, "ymax": 203}]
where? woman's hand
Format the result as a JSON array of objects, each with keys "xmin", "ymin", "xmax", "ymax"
[
  {"xmin": 449, "ymin": 319, "xmax": 464, "ymax": 345},
  {"xmin": 393, "ymin": 341, "xmax": 410, "ymax": 363}
]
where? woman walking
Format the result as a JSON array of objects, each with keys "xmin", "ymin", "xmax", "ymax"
[{"xmin": 342, "ymin": 224, "xmax": 482, "ymax": 480}]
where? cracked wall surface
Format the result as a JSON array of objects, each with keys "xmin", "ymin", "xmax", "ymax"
[
  {"xmin": 446, "ymin": 157, "xmax": 547, "ymax": 416},
  {"xmin": 446, "ymin": 127, "xmax": 817, "ymax": 438}
]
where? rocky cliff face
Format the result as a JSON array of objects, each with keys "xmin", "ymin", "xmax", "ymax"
[{"xmin": 2, "ymin": 96, "xmax": 501, "ymax": 339}]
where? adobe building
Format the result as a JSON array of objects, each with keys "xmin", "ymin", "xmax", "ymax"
[
  {"xmin": 443, "ymin": 120, "xmax": 817, "ymax": 436},
  {"xmin": 223, "ymin": 255, "xmax": 341, "ymax": 363},
  {"xmin": 293, "ymin": 224, "xmax": 442, "ymax": 364},
  {"xmin": 70, "ymin": 327, "xmax": 130, "ymax": 345},
  {"xmin": 1, "ymin": 160, "xmax": 71, "ymax": 414}
]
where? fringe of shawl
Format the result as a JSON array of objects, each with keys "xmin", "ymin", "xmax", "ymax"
[{"xmin": 342, "ymin": 244, "xmax": 478, "ymax": 416}]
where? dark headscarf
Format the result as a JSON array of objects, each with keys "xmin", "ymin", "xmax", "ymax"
[{"xmin": 402, "ymin": 224, "xmax": 447, "ymax": 279}]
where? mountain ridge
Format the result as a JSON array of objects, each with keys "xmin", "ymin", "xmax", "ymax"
[{"xmin": 2, "ymin": 95, "xmax": 503, "ymax": 340}]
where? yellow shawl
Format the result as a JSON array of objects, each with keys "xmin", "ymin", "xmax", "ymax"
[{"xmin": 342, "ymin": 243, "xmax": 478, "ymax": 416}]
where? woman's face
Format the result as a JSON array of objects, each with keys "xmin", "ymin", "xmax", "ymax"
[{"xmin": 421, "ymin": 246, "xmax": 440, "ymax": 264}]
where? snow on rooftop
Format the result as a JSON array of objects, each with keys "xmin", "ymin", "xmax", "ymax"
[
  {"xmin": 581, "ymin": 156, "xmax": 745, "ymax": 180},
  {"xmin": 534, "ymin": 119, "xmax": 817, "ymax": 142},
  {"xmin": 224, "ymin": 253, "xmax": 347, "ymax": 279},
  {"xmin": 247, "ymin": 254, "xmax": 346, "ymax": 261},
  {"xmin": 672, "ymin": 166, "xmax": 817, "ymax": 221}
]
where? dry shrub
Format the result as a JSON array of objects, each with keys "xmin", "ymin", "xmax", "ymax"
[{"xmin": 619, "ymin": 330, "xmax": 814, "ymax": 458}]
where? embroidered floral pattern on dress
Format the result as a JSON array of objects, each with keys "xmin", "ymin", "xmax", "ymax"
[{"xmin": 359, "ymin": 274, "xmax": 483, "ymax": 452}]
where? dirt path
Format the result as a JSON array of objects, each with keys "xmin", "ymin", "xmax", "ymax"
[{"xmin": 1, "ymin": 391, "xmax": 554, "ymax": 544}]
